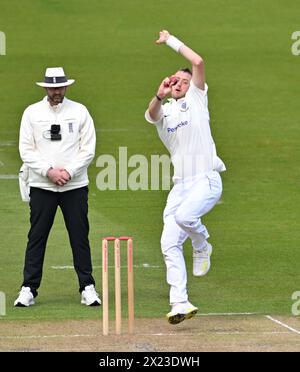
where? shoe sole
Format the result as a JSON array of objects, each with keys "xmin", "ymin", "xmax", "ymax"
[
  {"xmin": 167, "ymin": 308, "xmax": 198, "ymax": 325},
  {"xmin": 14, "ymin": 302, "xmax": 27, "ymax": 307},
  {"xmin": 81, "ymin": 300, "xmax": 101, "ymax": 306},
  {"xmin": 88, "ymin": 301, "xmax": 101, "ymax": 306},
  {"xmin": 14, "ymin": 300, "xmax": 34, "ymax": 307}
]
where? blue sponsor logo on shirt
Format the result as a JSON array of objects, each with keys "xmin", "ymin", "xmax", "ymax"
[{"xmin": 167, "ymin": 120, "xmax": 189, "ymax": 133}]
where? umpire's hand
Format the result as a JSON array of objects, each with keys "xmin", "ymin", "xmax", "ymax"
[{"xmin": 47, "ymin": 168, "xmax": 71, "ymax": 186}]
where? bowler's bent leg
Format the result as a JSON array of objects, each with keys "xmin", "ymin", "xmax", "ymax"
[{"xmin": 174, "ymin": 171, "xmax": 222, "ymax": 250}]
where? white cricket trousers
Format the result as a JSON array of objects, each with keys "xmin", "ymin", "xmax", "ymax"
[{"xmin": 161, "ymin": 171, "xmax": 222, "ymax": 304}]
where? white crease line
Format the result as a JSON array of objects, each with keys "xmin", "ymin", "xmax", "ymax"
[
  {"xmin": 0, "ymin": 175, "xmax": 18, "ymax": 179},
  {"xmin": 0, "ymin": 141, "xmax": 17, "ymax": 147},
  {"xmin": 197, "ymin": 312, "xmax": 258, "ymax": 316},
  {"xmin": 95, "ymin": 128, "xmax": 144, "ymax": 133},
  {"xmin": 265, "ymin": 315, "xmax": 300, "ymax": 335},
  {"xmin": 51, "ymin": 264, "xmax": 162, "ymax": 270},
  {"xmin": 0, "ymin": 331, "xmax": 291, "ymax": 340},
  {"xmin": 0, "ymin": 334, "xmax": 93, "ymax": 340},
  {"xmin": 146, "ymin": 331, "xmax": 290, "ymax": 336}
]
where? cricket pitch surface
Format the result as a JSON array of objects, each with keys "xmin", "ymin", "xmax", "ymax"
[{"xmin": 1, "ymin": 315, "xmax": 300, "ymax": 352}]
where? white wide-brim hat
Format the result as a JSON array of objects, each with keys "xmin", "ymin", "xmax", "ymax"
[{"xmin": 36, "ymin": 67, "xmax": 75, "ymax": 88}]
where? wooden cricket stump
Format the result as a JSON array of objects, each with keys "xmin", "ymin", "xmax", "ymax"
[{"xmin": 102, "ymin": 236, "xmax": 134, "ymax": 335}]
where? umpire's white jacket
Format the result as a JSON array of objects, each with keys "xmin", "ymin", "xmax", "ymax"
[{"xmin": 19, "ymin": 96, "xmax": 96, "ymax": 194}]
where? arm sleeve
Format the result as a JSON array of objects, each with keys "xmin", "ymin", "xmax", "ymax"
[
  {"xmin": 187, "ymin": 81, "xmax": 209, "ymax": 109},
  {"xmin": 144, "ymin": 108, "xmax": 163, "ymax": 125},
  {"xmin": 19, "ymin": 108, "xmax": 52, "ymax": 177},
  {"xmin": 64, "ymin": 107, "xmax": 96, "ymax": 178}
]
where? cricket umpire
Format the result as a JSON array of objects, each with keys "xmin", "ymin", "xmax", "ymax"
[{"xmin": 14, "ymin": 67, "xmax": 101, "ymax": 307}]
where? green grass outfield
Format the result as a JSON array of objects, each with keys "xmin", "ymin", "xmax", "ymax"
[{"xmin": 0, "ymin": 0, "xmax": 299, "ymax": 321}]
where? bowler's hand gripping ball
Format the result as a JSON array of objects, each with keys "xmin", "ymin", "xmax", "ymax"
[
  {"xmin": 163, "ymin": 76, "xmax": 179, "ymax": 88},
  {"xmin": 169, "ymin": 76, "xmax": 179, "ymax": 86}
]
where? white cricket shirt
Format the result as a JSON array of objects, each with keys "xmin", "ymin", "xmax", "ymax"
[
  {"xmin": 19, "ymin": 96, "xmax": 96, "ymax": 192},
  {"xmin": 145, "ymin": 81, "xmax": 225, "ymax": 182}
]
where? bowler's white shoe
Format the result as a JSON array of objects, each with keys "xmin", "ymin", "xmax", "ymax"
[
  {"xmin": 193, "ymin": 243, "xmax": 212, "ymax": 277},
  {"xmin": 167, "ymin": 301, "xmax": 198, "ymax": 325},
  {"xmin": 81, "ymin": 285, "xmax": 101, "ymax": 306},
  {"xmin": 14, "ymin": 286, "xmax": 35, "ymax": 307}
]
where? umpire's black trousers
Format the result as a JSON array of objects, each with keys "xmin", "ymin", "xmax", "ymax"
[{"xmin": 22, "ymin": 186, "xmax": 95, "ymax": 296}]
